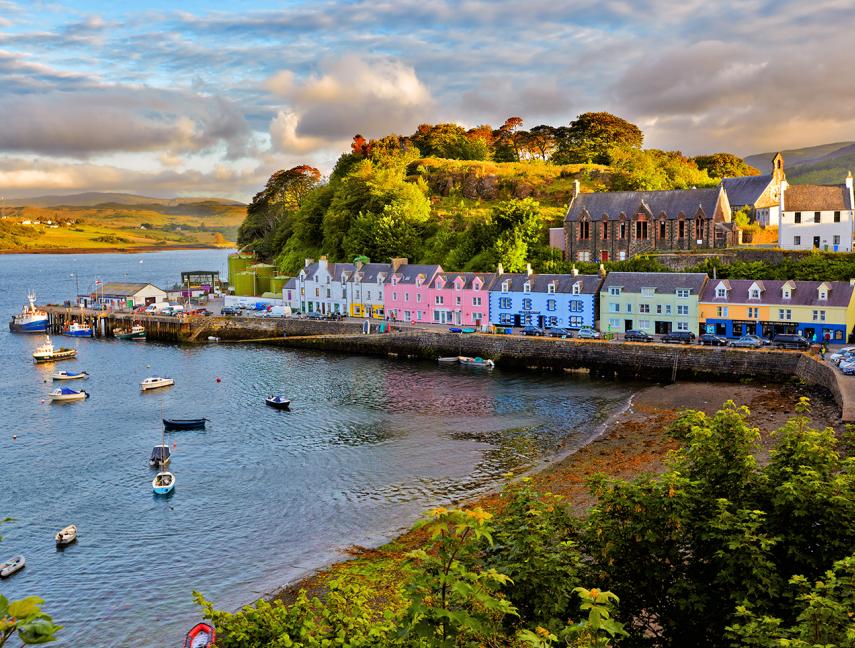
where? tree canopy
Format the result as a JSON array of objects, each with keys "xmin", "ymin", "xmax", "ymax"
[
  {"xmin": 553, "ymin": 112, "xmax": 644, "ymax": 165},
  {"xmin": 693, "ymin": 152, "xmax": 760, "ymax": 179}
]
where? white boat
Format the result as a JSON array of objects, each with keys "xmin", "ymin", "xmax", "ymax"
[
  {"xmin": 63, "ymin": 322, "xmax": 94, "ymax": 337},
  {"xmin": 438, "ymin": 356, "xmax": 460, "ymax": 364},
  {"xmin": 113, "ymin": 324, "xmax": 146, "ymax": 340},
  {"xmin": 207, "ymin": 336, "xmax": 220, "ymax": 342},
  {"xmin": 0, "ymin": 555, "xmax": 25, "ymax": 578},
  {"xmin": 140, "ymin": 376, "xmax": 174, "ymax": 391},
  {"xmin": 32, "ymin": 336, "xmax": 77, "ymax": 363},
  {"xmin": 458, "ymin": 356, "xmax": 495, "ymax": 368},
  {"xmin": 49, "ymin": 387, "xmax": 89, "ymax": 402},
  {"xmin": 152, "ymin": 471, "xmax": 175, "ymax": 495},
  {"xmin": 55, "ymin": 524, "xmax": 77, "ymax": 545},
  {"xmin": 52, "ymin": 370, "xmax": 89, "ymax": 381},
  {"xmin": 9, "ymin": 291, "xmax": 48, "ymax": 333}
]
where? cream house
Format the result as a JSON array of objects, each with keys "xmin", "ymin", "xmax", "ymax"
[{"xmin": 778, "ymin": 174, "xmax": 855, "ymax": 252}]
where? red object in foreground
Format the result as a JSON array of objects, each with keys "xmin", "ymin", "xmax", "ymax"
[{"xmin": 184, "ymin": 622, "xmax": 216, "ymax": 648}]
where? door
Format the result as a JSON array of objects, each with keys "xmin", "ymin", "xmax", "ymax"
[
  {"xmin": 813, "ymin": 236, "xmax": 821, "ymax": 248},
  {"xmin": 625, "ymin": 319, "xmax": 633, "ymax": 331},
  {"xmin": 514, "ymin": 314, "xmax": 521, "ymax": 327},
  {"xmin": 600, "ymin": 250, "xmax": 609, "ymax": 262}
]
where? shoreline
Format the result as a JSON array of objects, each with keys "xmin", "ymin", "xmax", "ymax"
[
  {"xmin": 0, "ymin": 244, "xmax": 230, "ymax": 255},
  {"xmin": 263, "ymin": 379, "xmax": 843, "ymax": 606}
]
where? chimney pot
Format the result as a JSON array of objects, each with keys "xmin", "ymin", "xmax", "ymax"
[
  {"xmin": 571, "ymin": 266, "xmax": 579, "ymax": 276},
  {"xmin": 496, "ymin": 263, "xmax": 504, "ymax": 275},
  {"xmin": 573, "ymin": 179, "xmax": 580, "ymax": 198},
  {"xmin": 526, "ymin": 263, "xmax": 533, "ymax": 276}
]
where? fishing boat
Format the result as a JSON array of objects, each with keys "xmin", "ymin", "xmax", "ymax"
[
  {"xmin": 438, "ymin": 356, "xmax": 460, "ymax": 364},
  {"xmin": 0, "ymin": 555, "xmax": 25, "ymax": 578},
  {"xmin": 113, "ymin": 324, "xmax": 146, "ymax": 340},
  {"xmin": 152, "ymin": 470, "xmax": 175, "ymax": 495},
  {"xmin": 63, "ymin": 322, "xmax": 94, "ymax": 337},
  {"xmin": 55, "ymin": 524, "xmax": 77, "ymax": 546},
  {"xmin": 163, "ymin": 418, "xmax": 207, "ymax": 431},
  {"xmin": 184, "ymin": 622, "xmax": 216, "ymax": 648},
  {"xmin": 149, "ymin": 444, "xmax": 171, "ymax": 468},
  {"xmin": 140, "ymin": 376, "xmax": 174, "ymax": 391},
  {"xmin": 49, "ymin": 387, "xmax": 89, "ymax": 402},
  {"xmin": 52, "ymin": 370, "xmax": 89, "ymax": 381},
  {"xmin": 32, "ymin": 336, "xmax": 77, "ymax": 363},
  {"xmin": 458, "ymin": 356, "xmax": 495, "ymax": 369},
  {"xmin": 265, "ymin": 395, "xmax": 291, "ymax": 410},
  {"xmin": 9, "ymin": 292, "xmax": 48, "ymax": 333}
]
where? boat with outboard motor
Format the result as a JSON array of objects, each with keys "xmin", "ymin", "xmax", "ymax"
[
  {"xmin": 55, "ymin": 524, "xmax": 77, "ymax": 546},
  {"xmin": 140, "ymin": 376, "xmax": 174, "ymax": 391},
  {"xmin": 63, "ymin": 322, "xmax": 93, "ymax": 337},
  {"xmin": 49, "ymin": 387, "xmax": 89, "ymax": 402},
  {"xmin": 152, "ymin": 470, "xmax": 175, "ymax": 495},
  {"xmin": 9, "ymin": 292, "xmax": 49, "ymax": 333},
  {"xmin": 184, "ymin": 622, "xmax": 216, "ymax": 648},
  {"xmin": 265, "ymin": 395, "xmax": 291, "ymax": 410},
  {"xmin": 149, "ymin": 444, "xmax": 171, "ymax": 468},
  {"xmin": 113, "ymin": 324, "xmax": 146, "ymax": 340},
  {"xmin": 52, "ymin": 370, "xmax": 89, "ymax": 381},
  {"xmin": 32, "ymin": 336, "xmax": 77, "ymax": 363},
  {"xmin": 163, "ymin": 418, "xmax": 207, "ymax": 431}
]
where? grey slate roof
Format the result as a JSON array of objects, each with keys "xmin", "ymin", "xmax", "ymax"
[
  {"xmin": 701, "ymin": 279, "xmax": 853, "ymax": 308},
  {"xmin": 721, "ymin": 174, "xmax": 773, "ymax": 207},
  {"xmin": 283, "ymin": 278, "xmax": 297, "ymax": 290},
  {"xmin": 600, "ymin": 272, "xmax": 708, "ymax": 295},
  {"xmin": 489, "ymin": 273, "xmax": 603, "ymax": 295},
  {"xmin": 435, "ymin": 272, "xmax": 499, "ymax": 290},
  {"xmin": 783, "ymin": 184, "xmax": 852, "ymax": 212},
  {"xmin": 351, "ymin": 263, "xmax": 392, "ymax": 283},
  {"xmin": 564, "ymin": 187, "xmax": 722, "ymax": 222},
  {"xmin": 391, "ymin": 264, "xmax": 442, "ymax": 285}
]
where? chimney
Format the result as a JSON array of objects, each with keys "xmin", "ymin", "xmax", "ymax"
[
  {"xmin": 846, "ymin": 171, "xmax": 853, "ymax": 190},
  {"xmin": 318, "ymin": 256, "xmax": 329, "ymax": 272},
  {"xmin": 525, "ymin": 263, "xmax": 533, "ymax": 276},
  {"xmin": 391, "ymin": 257, "xmax": 408, "ymax": 273},
  {"xmin": 712, "ymin": 266, "xmax": 717, "ymax": 280},
  {"xmin": 571, "ymin": 265, "xmax": 579, "ymax": 277},
  {"xmin": 496, "ymin": 263, "xmax": 504, "ymax": 275},
  {"xmin": 598, "ymin": 263, "xmax": 606, "ymax": 278},
  {"xmin": 572, "ymin": 179, "xmax": 580, "ymax": 199},
  {"xmin": 304, "ymin": 258, "xmax": 315, "ymax": 268}
]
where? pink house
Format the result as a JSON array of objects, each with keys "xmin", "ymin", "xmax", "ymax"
[
  {"xmin": 427, "ymin": 272, "xmax": 498, "ymax": 326},
  {"xmin": 383, "ymin": 262, "xmax": 442, "ymax": 323}
]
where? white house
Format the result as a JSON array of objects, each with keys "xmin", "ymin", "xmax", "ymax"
[
  {"xmin": 778, "ymin": 174, "xmax": 855, "ymax": 252},
  {"xmin": 81, "ymin": 282, "xmax": 167, "ymax": 309},
  {"xmin": 344, "ymin": 262, "xmax": 392, "ymax": 318},
  {"xmin": 290, "ymin": 257, "xmax": 355, "ymax": 315}
]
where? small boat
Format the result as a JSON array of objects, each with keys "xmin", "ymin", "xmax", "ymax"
[
  {"xmin": 461, "ymin": 327, "xmax": 476, "ymax": 334},
  {"xmin": 265, "ymin": 395, "xmax": 291, "ymax": 410},
  {"xmin": 448, "ymin": 327, "xmax": 463, "ymax": 333},
  {"xmin": 163, "ymin": 418, "xmax": 207, "ymax": 431},
  {"xmin": 438, "ymin": 356, "xmax": 460, "ymax": 364},
  {"xmin": 207, "ymin": 336, "xmax": 220, "ymax": 342},
  {"xmin": 152, "ymin": 471, "xmax": 175, "ymax": 495},
  {"xmin": 149, "ymin": 444, "xmax": 171, "ymax": 468},
  {"xmin": 32, "ymin": 336, "xmax": 77, "ymax": 363},
  {"xmin": 113, "ymin": 324, "xmax": 146, "ymax": 340},
  {"xmin": 55, "ymin": 524, "xmax": 77, "ymax": 545},
  {"xmin": 458, "ymin": 356, "xmax": 495, "ymax": 368},
  {"xmin": 140, "ymin": 376, "xmax": 174, "ymax": 391},
  {"xmin": 63, "ymin": 322, "xmax": 94, "ymax": 337},
  {"xmin": 0, "ymin": 555, "xmax": 25, "ymax": 578},
  {"xmin": 184, "ymin": 622, "xmax": 216, "ymax": 648},
  {"xmin": 9, "ymin": 291, "xmax": 49, "ymax": 333},
  {"xmin": 52, "ymin": 370, "xmax": 89, "ymax": 381},
  {"xmin": 49, "ymin": 387, "xmax": 89, "ymax": 402}
]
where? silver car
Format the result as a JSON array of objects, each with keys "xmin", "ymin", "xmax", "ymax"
[{"xmin": 730, "ymin": 335, "xmax": 765, "ymax": 349}]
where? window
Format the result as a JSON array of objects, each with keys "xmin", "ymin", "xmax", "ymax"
[
  {"xmin": 456, "ymin": 296, "xmax": 461, "ymax": 305},
  {"xmin": 473, "ymin": 312, "xmax": 483, "ymax": 322},
  {"xmin": 547, "ymin": 283, "xmax": 556, "ymax": 294},
  {"xmin": 639, "ymin": 320, "xmax": 651, "ymax": 329},
  {"xmin": 499, "ymin": 297, "xmax": 512, "ymax": 309},
  {"xmin": 315, "ymin": 288, "xmax": 320, "ymax": 297},
  {"xmin": 778, "ymin": 309, "xmax": 792, "ymax": 320},
  {"xmin": 501, "ymin": 281, "xmax": 510, "ymax": 293},
  {"xmin": 472, "ymin": 296, "xmax": 482, "ymax": 306},
  {"xmin": 659, "ymin": 221, "xmax": 666, "ymax": 239},
  {"xmin": 812, "ymin": 310, "xmax": 824, "ymax": 321},
  {"xmin": 619, "ymin": 250, "xmax": 626, "ymax": 261},
  {"xmin": 626, "ymin": 303, "xmax": 632, "ymax": 313},
  {"xmin": 783, "ymin": 288, "xmax": 791, "ymax": 299},
  {"xmin": 608, "ymin": 318, "xmax": 621, "ymax": 328},
  {"xmin": 499, "ymin": 313, "xmax": 513, "ymax": 324},
  {"xmin": 676, "ymin": 322, "xmax": 689, "ymax": 331},
  {"xmin": 716, "ymin": 306, "xmax": 728, "ymax": 317},
  {"xmin": 641, "ymin": 287, "xmax": 655, "ymax": 296},
  {"xmin": 619, "ymin": 223, "xmax": 627, "ymax": 240},
  {"xmin": 794, "ymin": 212, "xmax": 802, "ymax": 223},
  {"xmin": 355, "ymin": 290, "xmax": 361, "ymax": 299},
  {"xmin": 834, "ymin": 211, "xmax": 841, "ymax": 223},
  {"xmin": 404, "ymin": 311, "xmax": 411, "ymax": 321},
  {"xmin": 834, "ymin": 235, "xmax": 841, "ymax": 245},
  {"xmin": 547, "ymin": 299, "xmax": 557, "ymax": 311},
  {"xmin": 417, "ymin": 311, "xmax": 422, "ymax": 320},
  {"xmin": 435, "ymin": 295, "xmax": 443, "ymax": 305},
  {"xmin": 569, "ymin": 300, "xmax": 583, "ymax": 312},
  {"xmin": 602, "ymin": 222, "xmax": 608, "ymax": 239},
  {"xmin": 580, "ymin": 221, "xmax": 590, "ymax": 240},
  {"xmin": 609, "ymin": 302, "xmax": 620, "ymax": 313},
  {"xmin": 794, "ymin": 236, "xmax": 801, "ymax": 246},
  {"xmin": 366, "ymin": 291, "xmax": 372, "ymax": 300},
  {"xmin": 609, "ymin": 287, "xmax": 622, "ymax": 296},
  {"xmin": 716, "ymin": 287, "xmax": 727, "ymax": 298},
  {"xmin": 748, "ymin": 307, "xmax": 759, "ymax": 318},
  {"xmin": 404, "ymin": 292, "xmax": 409, "ymax": 302},
  {"xmin": 455, "ymin": 282, "xmax": 461, "ymax": 291},
  {"xmin": 665, "ymin": 305, "xmax": 672, "ymax": 315},
  {"xmin": 676, "ymin": 289, "xmax": 689, "ymax": 298},
  {"xmin": 678, "ymin": 220, "xmax": 686, "ymax": 238},
  {"xmin": 392, "ymin": 292, "xmax": 397, "ymax": 301},
  {"xmin": 639, "ymin": 304, "xmax": 650, "ymax": 313},
  {"xmin": 326, "ymin": 289, "xmax": 331, "ymax": 298},
  {"xmin": 522, "ymin": 298, "xmax": 533, "ymax": 310},
  {"xmin": 416, "ymin": 293, "xmax": 422, "ymax": 303},
  {"xmin": 578, "ymin": 251, "xmax": 591, "ymax": 262},
  {"xmin": 523, "ymin": 282, "xmax": 531, "ymax": 293},
  {"xmin": 819, "ymin": 290, "xmax": 828, "ymax": 301},
  {"xmin": 569, "ymin": 316, "xmax": 584, "ymax": 327},
  {"xmin": 750, "ymin": 289, "xmax": 760, "ymax": 299},
  {"xmin": 635, "ymin": 221, "xmax": 648, "ymax": 239},
  {"xmin": 546, "ymin": 316, "xmax": 559, "ymax": 327},
  {"xmin": 814, "ymin": 212, "xmax": 821, "ymax": 223},
  {"xmin": 677, "ymin": 305, "xmax": 689, "ymax": 315},
  {"xmin": 656, "ymin": 304, "xmax": 663, "ymax": 314}
]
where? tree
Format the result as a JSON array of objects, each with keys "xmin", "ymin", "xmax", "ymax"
[
  {"xmin": 553, "ymin": 112, "xmax": 643, "ymax": 165},
  {"xmin": 609, "ymin": 148, "xmax": 716, "ymax": 191},
  {"xmin": 410, "ymin": 123, "xmax": 487, "ymax": 160},
  {"xmin": 528, "ymin": 125, "xmax": 557, "ymax": 160},
  {"xmin": 692, "ymin": 153, "xmax": 760, "ymax": 179},
  {"xmin": 493, "ymin": 117, "xmax": 527, "ymax": 162}
]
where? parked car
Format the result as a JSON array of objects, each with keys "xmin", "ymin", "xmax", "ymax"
[
  {"xmin": 730, "ymin": 335, "xmax": 765, "ymax": 349},
  {"xmin": 830, "ymin": 347, "xmax": 855, "ymax": 364},
  {"xmin": 577, "ymin": 327, "xmax": 601, "ymax": 339},
  {"xmin": 841, "ymin": 362, "xmax": 855, "ymax": 376},
  {"xmin": 661, "ymin": 331, "xmax": 696, "ymax": 345},
  {"xmin": 698, "ymin": 333, "xmax": 728, "ymax": 347},
  {"xmin": 772, "ymin": 334, "xmax": 811, "ymax": 350},
  {"xmin": 221, "ymin": 306, "xmax": 239, "ymax": 316},
  {"xmin": 520, "ymin": 326, "xmax": 545, "ymax": 337},
  {"xmin": 306, "ymin": 311, "xmax": 325, "ymax": 320},
  {"xmin": 547, "ymin": 327, "xmax": 573, "ymax": 339},
  {"xmin": 624, "ymin": 329, "xmax": 654, "ymax": 342}
]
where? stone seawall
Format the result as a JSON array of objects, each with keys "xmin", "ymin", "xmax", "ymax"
[{"xmin": 186, "ymin": 316, "xmax": 366, "ymax": 341}]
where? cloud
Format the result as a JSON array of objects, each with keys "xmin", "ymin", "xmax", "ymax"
[{"xmin": 267, "ymin": 55, "xmax": 433, "ymax": 152}]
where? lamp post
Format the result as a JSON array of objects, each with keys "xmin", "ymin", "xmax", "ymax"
[{"xmin": 70, "ymin": 273, "xmax": 79, "ymax": 306}]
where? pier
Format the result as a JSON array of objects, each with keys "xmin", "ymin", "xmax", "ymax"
[{"xmin": 41, "ymin": 305, "xmax": 192, "ymax": 342}]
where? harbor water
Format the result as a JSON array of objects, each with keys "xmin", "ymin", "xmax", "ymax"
[{"xmin": 0, "ymin": 250, "xmax": 637, "ymax": 646}]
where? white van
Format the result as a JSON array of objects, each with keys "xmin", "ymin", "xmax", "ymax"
[{"xmin": 145, "ymin": 302, "xmax": 170, "ymax": 313}]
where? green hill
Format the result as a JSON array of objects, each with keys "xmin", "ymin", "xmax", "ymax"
[
  {"xmin": 745, "ymin": 142, "xmax": 855, "ymax": 184},
  {"xmin": 8, "ymin": 192, "xmax": 243, "ymax": 207}
]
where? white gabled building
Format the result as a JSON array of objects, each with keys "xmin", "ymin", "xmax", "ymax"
[
  {"xmin": 778, "ymin": 174, "xmax": 855, "ymax": 252},
  {"xmin": 292, "ymin": 257, "xmax": 354, "ymax": 315}
]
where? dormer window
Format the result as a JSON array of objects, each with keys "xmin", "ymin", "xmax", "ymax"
[
  {"xmin": 609, "ymin": 287, "xmax": 621, "ymax": 296},
  {"xmin": 523, "ymin": 282, "xmax": 531, "ymax": 293},
  {"xmin": 820, "ymin": 290, "xmax": 828, "ymax": 300},
  {"xmin": 547, "ymin": 283, "xmax": 556, "ymax": 294},
  {"xmin": 502, "ymin": 281, "xmax": 510, "ymax": 293},
  {"xmin": 783, "ymin": 289, "xmax": 791, "ymax": 299},
  {"xmin": 572, "ymin": 282, "xmax": 581, "ymax": 295},
  {"xmin": 716, "ymin": 287, "xmax": 727, "ymax": 298},
  {"xmin": 750, "ymin": 289, "xmax": 760, "ymax": 300},
  {"xmin": 473, "ymin": 280, "xmax": 481, "ymax": 291}
]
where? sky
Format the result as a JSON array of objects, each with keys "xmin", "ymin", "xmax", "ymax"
[{"xmin": 2, "ymin": 0, "xmax": 855, "ymax": 201}]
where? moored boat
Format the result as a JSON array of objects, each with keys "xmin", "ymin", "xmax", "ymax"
[
  {"xmin": 152, "ymin": 471, "xmax": 175, "ymax": 495},
  {"xmin": 184, "ymin": 622, "xmax": 216, "ymax": 648},
  {"xmin": 55, "ymin": 524, "xmax": 77, "ymax": 545},
  {"xmin": 458, "ymin": 356, "xmax": 495, "ymax": 368},
  {"xmin": 32, "ymin": 336, "xmax": 77, "ymax": 363},
  {"xmin": 448, "ymin": 327, "xmax": 463, "ymax": 333},
  {"xmin": 49, "ymin": 387, "xmax": 89, "ymax": 402},
  {"xmin": 265, "ymin": 395, "xmax": 291, "ymax": 410},
  {"xmin": 461, "ymin": 327, "xmax": 476, "ymax": 334},
  {"xmin": 113, "ymin": 324, "xmax": 146, "ymax": 340},
  {"xmin": 149, "ymin": 444, "xmax": 171, "ymax": 468},
  {"xmin": 438, "ymin": 356, "xmax": 460, "ymax": 364},
  {"xmin": 163, "ymin": 418, "xmax": 207, "ymax": 431},
  {"xmin": 9, "ymin": 292, "xmax": 49, "ymax": 333},
  {"xmin": 140, "ymin": 376, "xmax": 174, "ymax": 391},
  {"xmin": 52, "ymin": 370, "xmax": 89, "ymax": 381},
  {"xmin": 0, "ymin": 555, "xmax": 25, "ymax": 578},
  {"xmin": 63, "ymin": 322, "xmax": 94, "ymax": 337}
]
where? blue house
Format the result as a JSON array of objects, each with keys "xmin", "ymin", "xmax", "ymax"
[{"xmin": 488, "ymin": 270, "xmax": 602, "ymax": 329}]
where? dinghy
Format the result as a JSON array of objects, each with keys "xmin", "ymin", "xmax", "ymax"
[
  {"xmin": 163, "ymin": 418, "xmax": 207, "ymax": 431},
  {"xmin": 149, "ymin": 444, "xmax": 171, "ymax": 468},
  {"xmin": 448, "ymin": 327, "xmax": 463, "ymax": 333},
  {"xmin": 152, "ymin": 471, "xmax": 175, "ymax": 495},
  {"xmin": 184, "ymin": 622, "xmax": 216, "ymax": 648},
  {"xmin": 140, "ymin": 376, "xmax": 174, "ymax": 391},
  {"xmin": 55, "ymin": 524, "xmax": 77, "ymax": 545},
  {"xmin": 49, "ymin": 387, "xmax": 89, "ymax": 402},
  {"xmin": 458, "ymin": 356, "xmax": 495, "ymax": 369},
  {"xmin": 0, "ymin": 555, "xmax": 25, "ymax": 578},
  {"xmin": 52, "ymin": 370, "xmax": 89, "ymax": 381},
  {"xmin": 265, "ymin": 395, "xmax": 291, "ymax": 410},
  {"xmin": 437, "ymin": 356, "xmax": 460, "ymax": 364}
]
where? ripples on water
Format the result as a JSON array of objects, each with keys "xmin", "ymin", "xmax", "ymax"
[{"xmin": 0, "ymin": 251, "xmax": 636, "ymax": 646}]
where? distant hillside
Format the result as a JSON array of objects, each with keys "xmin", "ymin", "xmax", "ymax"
[
  {"xmin": 745, "ymin": 142, "xmax": 855, "ymax": 184},
  {"xmin": 9, "ymin": 192, "xmax": 244, "ymax": 207}
]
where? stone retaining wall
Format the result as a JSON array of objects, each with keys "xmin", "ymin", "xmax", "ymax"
[{"xmin": 187, "ymin": 316, "xmax": 366, "ymax": 341}]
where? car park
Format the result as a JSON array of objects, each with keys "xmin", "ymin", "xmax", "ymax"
[
  {"xmin": 730, "ymin": 335, "xmax": 765, "ymax": 349},
  {"xmin": 772, "ymin": 334, "xmax": 811, "ymax": 350},
  {"xmin": 624, "ymin": 329, "xmax": 654, "ymax": 342},
  {"xmin": 521, "ymin": 326, "xmax": 545, "ymax": 336},
  {"xmin": 698, "ymin": 334, "xmax": 728, "ymax": 347},
  {"xmin": 547, "ymin": 327, "xmax": 573, "ymax": 339},
  {"xmin": 830, "ymin": 347, "xmax": 855, "ymax": 364},
  {"xmin": 661, "ymin": 331, "xmax": 696, "ymax": 345},
  {"xmin": 577, "ymin": 327, "xmax": 601, "ymax": 339},
  {"xmin": 221, "ymin": 306, "xmax": 239, "ymax": 315}
]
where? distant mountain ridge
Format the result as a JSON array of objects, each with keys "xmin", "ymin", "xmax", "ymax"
[
  {"xmin": 8, "ymin": 192, "xmax": 244, "ymax": 207},
  {"xmin": 745, "ymin": 142, "xmax": 855, "ymax": 184}
]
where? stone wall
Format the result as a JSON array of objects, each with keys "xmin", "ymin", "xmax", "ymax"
[{"xmin": 186, "ymin": 316, "xmax": 366, "ymax": 341}]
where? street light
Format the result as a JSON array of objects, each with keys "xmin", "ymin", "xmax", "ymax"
[{"xmin": 69, "ymin": 273, "xmax": 80, "ymax": 305}]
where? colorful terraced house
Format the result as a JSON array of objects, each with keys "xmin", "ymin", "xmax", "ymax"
[
  {"xmin": 699, "ymin": 278, "xmax": 855, "ymax": 343},
  {"xmin": 426, "ymin": 271, "xmax": 497, "ymax": 327},
  {"xmin": 383, "ymin": 261, "xmax": 443, "ymax": 324}
]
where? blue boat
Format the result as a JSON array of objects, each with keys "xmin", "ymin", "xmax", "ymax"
[
  {"xmin": 152, "ymin": 471, "xmax": 175, "ymax": 495},
  {"xmin": 448, "ymin": 327, "xmax": 463, "ymax": 333},
  {"xmin": 63, "ymin": 322, "xmax": 93, "ymax": 337},
  {"xmin": 9, "ymin": 292, "xmax": 48, "ymax": 333}
]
